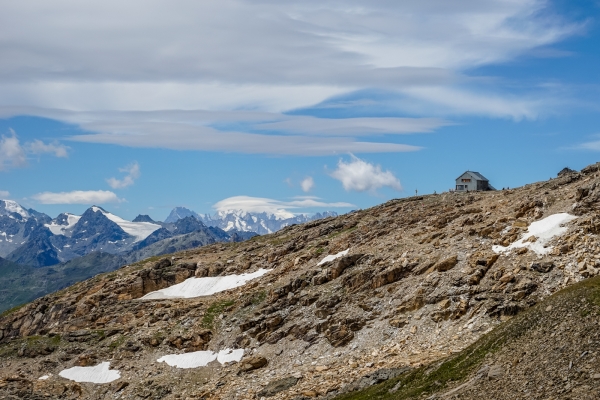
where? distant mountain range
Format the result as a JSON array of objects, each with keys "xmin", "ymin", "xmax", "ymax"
[
  {"xmin": 0, "ymin": 199, "xmax": 337, "ymax": 311},
  {"xmin": 0, "ymin": 200, "xmax": 256, "ymax": 268},
  {"xmin": 0, "ymin": 200, "xmax": 338, "ymax": 269},
  {"xmin": 165, "ymin": 206, "xmax": 338, "ymax": 235}
]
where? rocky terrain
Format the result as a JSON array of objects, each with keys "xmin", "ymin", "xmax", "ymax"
[{"xmin": 2, "ymin": 163, "xmax": 600, "ymax": 399}]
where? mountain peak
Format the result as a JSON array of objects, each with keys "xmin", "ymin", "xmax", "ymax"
[
  {"xmin": 164, "ymin": 207, "xmax": 200, "ymax": 223},
  {"xmin": 0, "ymin": 199, "xmax": 30, "ymax": 219},
  {"xmin": 132, "ymin": 214, "xmax": 156, "ymax": 223}
]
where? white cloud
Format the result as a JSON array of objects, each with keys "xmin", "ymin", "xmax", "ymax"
[
  {"xmin": 0, "ymin": 130, "xmax": 27, "ymax": 170},
  {"xmin": 0, "ymin": 190, "xmax": 10, "ymax": 198},
  {"xmin": 301, "ymin": 177, "xmax": 314, "ymax": 193},
  {"xmin": 32, "ymin": 190, "xmax": 122, "ymax": 204},
  {"xmin": 0, "ymin": 129, "xmax": 69, "ymax": 170},
  {"xmin": 67, "ymin": 124, "xmax": 420, "ymax": 156},
  {"xmin": 255, "ymin": 116, "xmax": 451, "ymax": 135},
  {"xmin": 107, "ymin": 162, "xmax": 140, "ymax": 189},
  {"xmin": 213, "ymin": 195, "xmax": 354, "ymax": 218},
  {"xmin": 0, "ymin": 1, "xmax": 583, "ymax": 118},
  {"xmin": 330, "ymin": 155, "xmax": 402, "ymax": 193},
  {"xmin": 25, "ymin": 139, "xmax": 69, "ymax": 157}
]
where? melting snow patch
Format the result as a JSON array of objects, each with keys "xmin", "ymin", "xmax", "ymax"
[
  {"xmin": 58, "ymin": 362, "xmax": 120, "ymax": 384},
  {"xmin": 38, "ymin": 375, "xmax": 50, "ymax": 380},
  {"xmin": 141, "ymin": 269, "xmax": 270, "ymax": 300},
  {"xmin": 492, "ymin": 213, "xmax": 577, "ymax": 255},
  {"xmin": 157, "ymin": 349, "xmax": 244, "ymax": 369},
  {"xmin": 318, "ymin": 249, "xmax": 349, "ymax": 266}
]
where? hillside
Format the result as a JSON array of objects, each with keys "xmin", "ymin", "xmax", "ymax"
[{"xmin": 2, "ymin": 163, "xmax": 600, "ymax": 399}]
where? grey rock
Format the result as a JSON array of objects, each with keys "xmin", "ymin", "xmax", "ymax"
[{"xmin": 257, "ymin": 377, "xmax": 299, "ymax": 397}]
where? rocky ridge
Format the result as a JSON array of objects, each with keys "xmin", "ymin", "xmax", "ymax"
[{"xmin": 3, "ymin": 164, "xmax": 600, "ymax": 399}]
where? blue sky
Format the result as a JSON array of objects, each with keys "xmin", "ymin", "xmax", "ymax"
[{"xmin": 0, "ymin": 0, "xmax": 600, "ymax": 221}]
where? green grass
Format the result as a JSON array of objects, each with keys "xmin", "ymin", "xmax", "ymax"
[
  {"xmin": 201, "ymin": 299, "xmax": 235, "ymax": 329},
  {"xmin": 333, "ymin": 275, "xmax": 600, "ymax": 400},
  {"xmin": 251, "ymin": 290, "xmax": 267, "ymax": 305},
  {"xmin": 0, "ymin": 303, "xmax": 26, "ymax": 318}
]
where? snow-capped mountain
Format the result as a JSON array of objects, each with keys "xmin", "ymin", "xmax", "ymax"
[
  {"xmin": 0, "ymin": 199, "xmax": 31, "ymax": 219},
  {"xmin": 0, "ymin": 201, "xmax": 252, "ymax": 268},
  {"xmin": 166, "ymin": 207, "xmax": 338, "ymax": 235},
  {"xmin": 0, "ymin": 200, "xmax": 52, "ymax": 258},
  {"xmin": 164, "ymin": 207, "xmax": 201, "ymax": 223}
]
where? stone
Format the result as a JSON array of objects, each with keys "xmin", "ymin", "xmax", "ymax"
[
  {"xmin": 499, "ymin": 273, "xmax": 515, "ymax": 283},
  {"xmin": 530, "ymin": 262, "xmax": 554, "ymax": 273},
  {"xmin": 389, "ymin": 319, "xmax": 407, "ymax": 328},
  {"xmin": 239, "ymin": 356, "xmax": 268, "ymax": 372},
  {"xmin": 513, "ymin": 219, "xmax": 528, "ymax": 228},
  {"xmin": 487, "ymin": 365, "xmax": 504, "ymax": 380},
  {"xmin": 315, "ymin": 365, "xmax": 328, "ymax": 372},
  {"xmin": 438, "ymin": 299, "xmax": 451, "ymax": 309},
  {"xmin": 257, "ymin": 377, "xmax": 299, "ymax": 397},
  {"xmin": 434, "ymin": 255, "xmax": 459, "ymax": 272}
]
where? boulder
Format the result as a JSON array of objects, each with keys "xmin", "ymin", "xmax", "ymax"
[{"xmin": 239, "ymin": 356, "xmax": 268, "ymax": 372}]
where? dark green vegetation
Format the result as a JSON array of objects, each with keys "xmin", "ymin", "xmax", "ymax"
[
  {"xmin": 0, "ymin": 252, "xmax": 124, "ymax": 314},
  {"xmin": 202, "ymin": 299, "xmax": 236, "ymax": 329},
  {"xmin": 334, "ymin": 276, "xmax": 600, "ymax": 400}
]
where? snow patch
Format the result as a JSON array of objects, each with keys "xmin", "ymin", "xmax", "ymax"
[
  {"xmin": 157, "ymin": 349, "xmax": 244, "ymax": 369},
  {"xmin": 58, "ymin": 362, "xmax": 120, "ymax": 384},
  {"xmin": 91, "ymin": 207, "xmax": 160, "ymax": 242},
  {"xmin": 38, "ymin": 375, "xmax": 50, "ymax": 380},
  {"xmin": 492, "ymin": 213, "xmax": 577, "ymax": 255},
  {"xmin": 45, "ymin": 214, "xmax": 81, "ymax": 235},
  {"xmin": 140, "ymin": 269, "xmax": 270, "ymax": 300},
  {"xmin": 318, "ymin": 249, "xmax": 350, "ymax": 266}
]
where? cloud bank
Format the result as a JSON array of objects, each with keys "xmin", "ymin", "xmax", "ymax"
[{"xmin": 0, "ymin": 0, "xmax": 585, "ymax": 156}]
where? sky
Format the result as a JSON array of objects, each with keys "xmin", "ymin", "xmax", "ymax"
[{"xmin": 1, "ymin": 0, "xmax": 600, "ymax": 221}]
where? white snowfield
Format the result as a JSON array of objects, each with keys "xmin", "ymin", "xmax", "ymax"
[
  {"xmin": 492, "ymin": 213, "xmax": 577, "ymax": 255},
  {"xmin": 91, "ymin": 206, "xmax": 160, "ymax": 242},
  {"xmin": 45, "ymin": 214, "xmax": 81, "ymax": 235},
  {"xmin": 140, "ymin": 269, "xmax": 271, "ymax": 300},
  {"xmin": 318, "ymin": 249, "xmax": 349, "ymax": 266},
  {"xmin": 0, "ymin": 200, "xmax": 30, "ymax": 219},
  {"xmin": 58, "ymin": 362, "xmax": 121, "ymax": 384},
  {"xmin": 158, "ymin": 348, "xmax": 244, "ymax": 369}
]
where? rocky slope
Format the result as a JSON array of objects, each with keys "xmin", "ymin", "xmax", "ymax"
[{"xmin": 2, "ymin": 164, "xmax": 600, "ymax": 399}]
